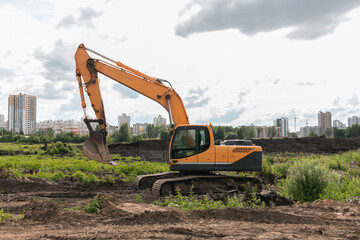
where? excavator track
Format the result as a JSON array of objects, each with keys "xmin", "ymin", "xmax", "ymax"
[
  {"xmin": 151, "ymin": 174, "xmax": 262, "ymax": 196},
  {"xmin": 134, "ymin": 172, "xmax": 181, "ymax": 190}
]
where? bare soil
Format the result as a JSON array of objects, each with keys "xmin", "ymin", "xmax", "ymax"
[
  {"xmin": 1, "ymin": 177, "xmax": 360, "ymax": 240},
  {"xmin": 1, "ymin": 139, "xmax": 360, "ymax": 239}
]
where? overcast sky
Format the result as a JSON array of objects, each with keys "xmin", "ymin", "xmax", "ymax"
[{"xmin": 1, "ymin": 0, "xmax": 360, "ymax": 131}]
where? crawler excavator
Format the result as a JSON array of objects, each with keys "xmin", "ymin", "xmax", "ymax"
[{"xmin": 75, "ymin": 43, "xmax": 263, "ymax": 196}]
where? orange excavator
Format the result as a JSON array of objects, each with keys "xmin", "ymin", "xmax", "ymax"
[{"xmin": 75, "ymin": 44, "xmax": 263, "ymax": 195}]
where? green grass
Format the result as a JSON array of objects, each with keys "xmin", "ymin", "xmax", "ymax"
[
  {"xmin": 262, "ymin": 150, "xmax": 360, "ymax": 202},
  {"xmin": 0, "ymin": 143, "xmax": 169, "ymax": 183}
]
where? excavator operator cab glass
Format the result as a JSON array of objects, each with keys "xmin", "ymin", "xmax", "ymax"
[{"xmin": 171, "ymin": 126, "xmax": 210, "ymax": 159}]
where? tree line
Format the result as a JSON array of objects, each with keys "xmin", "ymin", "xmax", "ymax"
[
  {"xmin": 107, "ymin": 123, "xmax": 170, "ymax": 143},
  {"xmin": 1, "ymin": 124, "xmax": 359, "ymax": 144},
  {"xmin": 0, "ymin": 128, "xmax": 88, "ymax": 143},
  {"xmin": 333, "ymin": 125, "xmax": 360, "ymax": 138}
]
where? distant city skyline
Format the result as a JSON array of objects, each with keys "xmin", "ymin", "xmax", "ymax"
[{"xmin": 1, "ymin": 95, "xmax": 359, "ymax": 136}]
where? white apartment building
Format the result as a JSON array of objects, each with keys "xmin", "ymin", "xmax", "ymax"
[
  {"xmin": 0, "ymin": 114, "xmax": 5, "ymax": 129},
  {"xmin": 38, "ymin": 118, "xmax": 114, "ymax": 136},
  {"xmin": 153, "ymin": 115, "xmax": 166, "ymax": 126},
  {"xmin": 299, "ymin": 126, "xmax": 321, "ymax": 137},
  {"xmin": 118, "ymin": 113, "xmax": 130, "ymax": 128},
  {"xmin": 348, "ymin": 116, "xmax": 359, "ymax": 127},
  {"xmin": 37, "ymin": 120, "xmax": 79, "ymax": 135},
  {"xmin": 132, "ymin": 123, "xmax": 148, "ymax": 135},
  {"xmin": 8, "ymin": 93, "xmax": 36, "ymax": 135},
  {"xmin": 333, "ymin": 120, "xmax": 346, "ymax": 129},
  {"xmin": 274, "ymin": 117, "xmax": 289, "ymax": 138}
]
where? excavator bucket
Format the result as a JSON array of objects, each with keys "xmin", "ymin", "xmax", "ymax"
[{"xmin": 82, "ymin": 131, "xmax": 116, "ymax": 165}]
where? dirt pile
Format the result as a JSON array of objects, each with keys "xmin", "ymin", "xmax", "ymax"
[
  {"xmin": 109, "ymin": 138, "xmax": 360, "ymax": 162},
  {"xmin": 253, "ymin": 137, "xmax": 360, "ymax": 154},
  {"xmin": 109, "ymin": 140, "xmax": 169, "ymax": 162}
]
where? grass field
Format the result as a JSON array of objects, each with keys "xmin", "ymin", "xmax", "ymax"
[{"xmin": 0, "ymin": 142, "xmax": 359, "ymax": 203}]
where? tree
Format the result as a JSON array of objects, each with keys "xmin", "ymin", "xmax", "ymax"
[
  {"xmin": 345, "ymin": 124, "xmax": 360, "ymax": 138},
  {"xmin": 47, "ymin": 128, "xmax": 55, "ymax": 137},
  {"xmin": 308, "ymin": 131, "xmax": 318, "ymax": 138},
  {"xmin": 118, "ymin": 123, "xmax": 131, "ymax": 142},
  {"xmin": 257, "ymin": 127, "xmax": 262, "ymax": 138},
  {"xmin": 145, "ymin": 124, "xmax": 161, "ymax": 139},
  {"xmin": 325, "ymin": 128, "xmax": 333, "ymax": 138},
  {"xmin": 267, "ymin": 126, "xmax": 277, "ymax": 139},
  {"xmin": 243, "ymin": 126, "xmax": 255, "ymax": 139},
  {"xmin": 160, "ymin": 130, "xmax": 170, "ymax": 140},
  {"xmin": 132, "ymin": 134, "xmax": 143, "ymax": 142},
  {"xmin": 236, "ymin": 127, "xmax": 244, "ymax": 139},
  {"xmin": 225, "ymin": 132, "xmax": 238, "ymax": 140},
  {"xmin": 215, "ymin": 127, "xmax": 225, "ymax": 140},
  {"xmin": 333, "ymin": 127, "xmax": 345, "ymax": 138}
]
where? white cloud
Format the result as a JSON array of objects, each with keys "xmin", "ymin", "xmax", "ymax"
[
  {"xmin": 0, "ymin": 0, "xmax": 360, "ymax": 128},
  {"xmin": 176, "ymin": 0, "xmax": 360, "ymax": 39}
]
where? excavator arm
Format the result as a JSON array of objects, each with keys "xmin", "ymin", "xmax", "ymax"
[{"xmin": 75, "ymin": 44, "xmax": 189, "ymax": 164}]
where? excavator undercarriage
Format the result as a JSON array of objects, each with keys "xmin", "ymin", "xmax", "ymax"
[{"xmin": 135, "ymin": 172, "xmax": 262, "ymax": 196}]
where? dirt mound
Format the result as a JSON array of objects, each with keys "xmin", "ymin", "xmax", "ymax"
[
  {"xmin": 109, "ymin": 140, "xmax": 169, "ymax": 162},
  {"xmin": 109, "ymin": 140, "xmax": 169, "ymax": 151},
  {"xmin": 189, "ymin": 207, "xmax": 318, "ymax": 225},
  {"xmin": 101, "ymin": 200, "xmax": 186, "ymax": 225},
  {"xmin": 24, "ymin": 201, "xmax": 60, "ymax": 222},
  {"xmin": 253, "ymin": 137, "xmax": 360, "ymax": 154},
  {"xmin": 109, "ymin": 138, "xmax": 360, "ymax": 162}
]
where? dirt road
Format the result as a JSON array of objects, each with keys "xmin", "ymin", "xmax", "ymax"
[{"xmin": 1, "ymin": 178, "xmax": 359, "ymax": 240}]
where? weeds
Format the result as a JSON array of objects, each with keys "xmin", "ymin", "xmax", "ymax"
[
  {"xmin": 0, "ymin": 144, "xmax": 168, "ymax": 184},
  {"xmin": 135, "ymin": 194, "xmax": 143, "ymax": 203},
  {"xmin": 154, "ymin": 186, "xmax": 264, "ymax": 210},
  {"xmin": 84, "ymin": 193, "xmax": 109, "ymax": 213},
  {"xmin": 280, "ymin": 161, "xmax": 338, "ymax": 202},
  {"xmin": 0, "ymin": 209, "xmax": 12, "ymax": 221}
]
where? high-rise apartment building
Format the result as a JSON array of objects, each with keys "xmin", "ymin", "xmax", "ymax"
[
  {"xmin": 8, "ymin": 93, "xmax": 36, "ymax": 135},
  {"xmin": 318, "ymin": 111, "xmax": 331, "ymax": 135},
  {"xmin": 274, "ymin": 117, "xmax": 288, "ymax": 137},
  {"xmin": 348, "ymin": 116, "xmax": 359, "ymax": 127},
  {"xmin": 118, "ymin": 113, "xmax": 130, "ymax": 128},
  {"xmin": 0, "ymin": 114, "xmax": 5, "ymax": 129},
  {"xmin": 153, "ymin": 114, "xmax": 166, "ymax": 126},
  {"xmin": 333, "ymin": 120, "xmax": 346, "ymax": 129}
]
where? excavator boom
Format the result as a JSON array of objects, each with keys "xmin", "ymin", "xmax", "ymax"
[{"xmin": 75, "ymin": 44, "xmax": 189, "ymax": 164}]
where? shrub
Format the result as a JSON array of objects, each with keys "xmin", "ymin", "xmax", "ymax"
[
  {"xmin": 281, "ymin": 160, "xmax": 338, "ymax": 202},
  {"xmin": 320, "ymin": 176, "xmax": 360, "ymax": 201},
  {"xmin": 45, "ymin": 142, "xmax": 77, "ymax": 155},
  {"xmin": 84, "ymin": 193, "xmax": 109, "ymax": 213}
]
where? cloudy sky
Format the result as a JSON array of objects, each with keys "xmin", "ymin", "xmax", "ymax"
[{"xmin": 1, "ymin": 0, "xmax": 360, "ymax": 131}]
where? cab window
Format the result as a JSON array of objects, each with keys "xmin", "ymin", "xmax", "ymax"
[
  {"xmin": 171, "ymin": 129, "xmax": 196, "ymax": 159},
  {"xmin": 199, "ymin": 129, "xmax": 210, "ymax": 153},
  {"xmin": 171, "ymin": 127, "xmax": 210, "ymax": 159}
]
